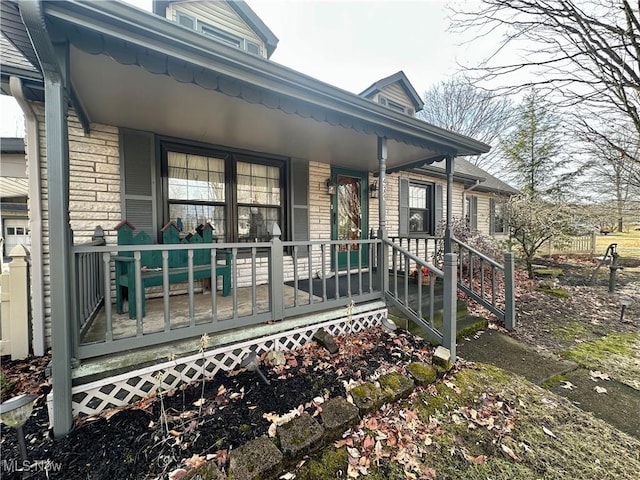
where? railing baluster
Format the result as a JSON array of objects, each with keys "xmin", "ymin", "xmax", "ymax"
[
  {"xmin": 403, "ymin": 252, "xmax": 409, "ymax": 306},
  {"xmin": 368, "ymin": 240, "xmax": 373, "ymax": 294},
  {"xmin": 232, "ymin": 248, "xmax": 238, "ymax": 320},
  {"xmin": 417, "ymin": 268, "xmax": 423, "ymax": 321},
  {"xmin": 357, "ymin": 242, "xmax": 362, "ymax": 296},
  {"xmin": 251, "ymin": 247, "xmax": 257, "ymax": 315},
  {"xmin": 393, "ymin": 247, "xmax": 398, "ymax": 296},
  {"xmin": 162, "ymin": 250, "xmax": 170, "ymax": 331},
  {"xmin": 334, "ymin": 245, "xmax": 340, "ymax": 299},
  {"xmin": 308, "ymin": 244, "xmax": 314, "ymax": 304},
  {"xmin": 492, "ymin": 265, "xmax": 496, "ymax": 305},
  {"xmin": 429, "ymin": 274, "xmax": 435, "ymax": 328},
  {"xmin": 134, "ymin": 251, "xmax": 143, "ymax": 337},
  {"xmin": 346, "ymin": 244, "xmax": 352, "ymax": 297},
  {"xmin": 103, "ymin": 252, "xmax": 112, "ymax": 342},
  {"xmin": 321, "ymin": 244, "xmax": 327, "ymax": 301},
  {"xmin": 480, "ymin": 259, "xmax": 485, "ymax": 301},
  {"xmin": 211, "ymin": 248, "xmax": 218, "ymax": 323},
  {"xmin": 293, "ymin": 246, "xmax": 299, "ymax": 307},
  {"xmin": 188, "ymin": 250, "xmax": 195, "ymax": 326}
]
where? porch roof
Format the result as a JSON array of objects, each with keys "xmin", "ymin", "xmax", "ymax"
[{"xmin": 2, "ymin": 0, "xmax": 490, "ymax": 171}]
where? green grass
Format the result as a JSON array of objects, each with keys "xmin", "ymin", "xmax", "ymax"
[
  {"xmin": 560, "ymin": 333, "xmax": 640, "ymax": 390},
  {"xmin": 596, "ymin": 231, "xmax": 640, "ymax": 259},
  {"xmin": 295, "ymin": 364, "xmax": 640, "ymax": 480}
]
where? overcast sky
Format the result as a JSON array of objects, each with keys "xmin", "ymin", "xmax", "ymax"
[{"xmin": 1, "ymin": 0, "xmax": 487, "ymax": 137}]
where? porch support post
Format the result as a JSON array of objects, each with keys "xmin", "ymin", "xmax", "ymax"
[
  {"xmin": 269, "ymin": 223, "xmax": 284, "ymax": 320},
  {"xmin": 377, "ymin": 137, "xmax": 388, "ymax": 293},
  {"xmin": 443, "ymin": 252, "xmax": 458, "ymax": 362},
  {"xmin": 503, "ymin": 252, "xmax": 516, "ymax": 330},
  {"xmin": 21, "ymin": 0, "xmax": 74, "ymax": 436},
  {"xmin": 444, "ymin": 155, "xmax": 455, "ymax": 254}
]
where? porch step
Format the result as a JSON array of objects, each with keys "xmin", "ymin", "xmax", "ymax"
[{"xmin": 388, "ymin": 304, "xmax": 488, "ymax": 346}]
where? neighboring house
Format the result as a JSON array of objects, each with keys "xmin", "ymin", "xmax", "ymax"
[
  {"xmin": 0, "ymin": 0, "xmax": 516, "ymax": 436},
  {"xmin": 0, "ymin": 138, "xmax": 29, "ymax": 258}
]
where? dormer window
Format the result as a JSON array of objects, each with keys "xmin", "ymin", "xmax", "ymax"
[
  {"xmin": 176, "ymin": 11, "xmax": 195, "ymax": 30},
  {"xmin": 378, "ymin": 95, "xmax": 414, "ymax": 115},
  {"xmin": 173, "ymin": 10, "xmax": 262, "ymax": 56}
]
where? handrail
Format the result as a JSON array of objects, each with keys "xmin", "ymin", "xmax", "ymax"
[
  {"xmin": 381, "ymin": 238, "xmax": 443, "ymax": 278},
  {"xmin": 451, "ymin": 236, "xmax": 502, "ymax": 269}
]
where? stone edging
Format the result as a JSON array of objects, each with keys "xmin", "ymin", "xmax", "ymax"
[{"xmin": 179, "ymin": 350, "xmax": 453, "ymax": 480}]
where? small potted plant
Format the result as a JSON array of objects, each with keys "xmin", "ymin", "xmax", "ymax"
[{"xmin": 412, "ymin": 265, "xmax": 430, "ymax": 285}]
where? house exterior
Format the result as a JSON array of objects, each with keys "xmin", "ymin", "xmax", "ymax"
[
  {"xmin": 0, "ymin": 0, "xmax": 516, "ymax": 437},
  {"xmin": 0, "ymin": 137, "xmax": 29, "ymax": 258}
]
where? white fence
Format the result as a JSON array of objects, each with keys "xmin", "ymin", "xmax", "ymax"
[{"xmin": 0, "ymin": 245, "xmax": 31, "ymax": 359}]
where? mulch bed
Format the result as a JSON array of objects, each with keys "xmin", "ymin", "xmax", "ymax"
[{"xmin": 0, "ymin": 327, "xmax": 432, "ymax": 480}]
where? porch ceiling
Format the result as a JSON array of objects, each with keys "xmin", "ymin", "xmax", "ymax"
[{"xmin": 71, "ymin": 48, "xmax": 440, "ymax": 171}]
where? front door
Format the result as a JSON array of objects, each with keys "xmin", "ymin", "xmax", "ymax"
[{"xmin": 331, "ymin": 168, "xmax": 368, "ymax": 270}]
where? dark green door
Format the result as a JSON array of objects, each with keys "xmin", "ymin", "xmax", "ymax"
[{"xmin": 331, "ymin": 168, "xmax": 368, "ymax": 270}]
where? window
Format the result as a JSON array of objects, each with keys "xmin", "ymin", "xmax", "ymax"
[
  {"xmin": 409, "ymin": 184, "xmax": 433, "ymax": 233},
  {"xmin": 176, "ymin": 11, "xmax": 196, "ymax": 30},
  {"xmin": 399, "ymin": 178, "xmax": 441, "ymax": 236},
  {"xmin": 378, "ymin": 95, "xmax": 411, "ymax": 115},
  {"xmin": 490, "ymin": 198, "xmax": 508, "ymax": 234},
  {"xmin": 164, "ymin": 145, "xmax": 284, "ymax": 242},
  {"xmin": 466, "ymin": 195, "xmax": 478, "ymax": 231},
  {"xmin": 200, "ymin": 24, "xmax": 243, "ymax": 48},
  {"xmin": 246, "ymin": 41, "xmax": 261, "ymax": 56}
]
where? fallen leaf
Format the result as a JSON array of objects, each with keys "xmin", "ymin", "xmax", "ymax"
[
  {"xmin": 590, "ymin": 370, "xmax": 610, "ymax": 381},
  {"xmin": 500, "ymin": 443, "xmax": 520, "ymax": 461},
  {"xmin": 280, "ymin": 473, "xmax": 296, "ymax": 480},
  {"xmin": 193, "ymin": 398, "xmax": 205, "ymax": 407},
  {"xmin": 363, "ymin": 435, "xmax": 375, "ymax": 451},
  {"xmin": 168, "ymin": 468, "xmax": 187, "ymax": 480},
  {"xmin": 594, "ymin": 386, "xmax": 608, "ymax": 394},
  {"xmin": 560, "ymin": 381, "xmax": 576, "ymax": 390},
  {"xmin": 542, "ymin": 426, "xmax": 557, "ymax": 438}
]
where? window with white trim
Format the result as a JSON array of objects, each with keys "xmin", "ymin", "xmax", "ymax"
[
  {"xmin": 490, "ymin": 198, "xmax": 508, "ymax": 234},
  {"xmin": 164, "ymin": 144, "xmax": 284, "ymax": 242}
]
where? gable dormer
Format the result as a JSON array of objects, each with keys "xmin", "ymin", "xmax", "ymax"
[
  {"xmin": 153, "ymin": 1, "xmax": 278, "ymax": 58},
  {"xmin": 360, "ymin": 71, "xmax": 424, "ymax": 117}
]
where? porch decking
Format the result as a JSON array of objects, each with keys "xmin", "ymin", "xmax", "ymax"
[{"xmin": 82, "ymin": 284, "xmax": 321, "ymax": 343}]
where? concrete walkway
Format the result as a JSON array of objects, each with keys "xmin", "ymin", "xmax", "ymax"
[{"xmin": 457, "ymin": 330, "xmax": 640, "ymax": 440}]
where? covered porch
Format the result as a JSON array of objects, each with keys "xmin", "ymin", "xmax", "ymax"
[{"xmin": 4, "ymin": 0, "xmax": 494, "ymax": 435}]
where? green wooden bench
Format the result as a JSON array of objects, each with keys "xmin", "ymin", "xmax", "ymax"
[{"xmin": 114, "ymin": 221, "xmax": 231, "ymax": 319}]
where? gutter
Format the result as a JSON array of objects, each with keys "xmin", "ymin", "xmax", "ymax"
[
  {"xmin": 9, "ymin": 75, "xmax": 44, "ymax": 357},
  {"xmin": 462, "ymin": 180, "xmax": 482, "ymax": 221}
]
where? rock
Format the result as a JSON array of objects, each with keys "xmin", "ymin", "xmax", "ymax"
[
  {"xmin": 277, "ymin": 412, "xmax": 325, "ymax": 458},
  {"xmin": 264, "ymin": 350, "xmax": 286, "ymax": 366},
  {"xmin": 183, "ymin": 462, "xmax": 225, "ymax": 480},
  {"xmin": 378, "ymin": 372, "xmax": 415, "ymax": 401},
  {"xmin": 320, "ymin": 397, "xmax": 360, "ymax": 440},
  {"xmin": 313, "ymin": 328, "xmax": 339, "ymax": 354},
  {"xmin": 349, "ymin": 382, "xmax": 391, "ymax": 414},
  {"xmin": 228, "ymin": 436, "xmax": 283, "ymax": 480},
  {"xmin": 433, "ymin": 346, "xmax": 453, "ymax": 376},
  {"xmin": 406, "ymin": 362, "xmax": 438, "ymax": 385}
]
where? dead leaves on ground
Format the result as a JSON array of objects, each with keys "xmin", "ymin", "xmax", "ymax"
[{"xmin": 332, "ymin": 387, "xmax": 523, "ymax": 478}]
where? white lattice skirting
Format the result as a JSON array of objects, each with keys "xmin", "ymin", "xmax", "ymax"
[{"xmin": 47, "ymin": 308, "xmax": 386, "ymax": 420}]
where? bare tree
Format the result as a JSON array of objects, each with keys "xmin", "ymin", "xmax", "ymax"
[
  {"xmin": 451, "ymin": 0, "xmax": 640, "ymax": 166},
  {"xmin": 578, "ymin": 127, "xmax": 640, "ymax": 231},
  {"xmin": 418, "ymin": 75, "xmax": 514, "ymax": 172}
]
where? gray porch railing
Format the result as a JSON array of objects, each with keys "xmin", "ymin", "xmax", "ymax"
[
  {"xmin": 72, "ymin": 227, "xmax": 384, "ymax": 359},
  {"xmin": 72, "ymin": 228, "xmax": 107, "ymax": 343},
  {"xmin": 384, "ymin": 240, "xmax": 456, "ymax": 357},
  {"xmin": 388, "ymin": 235, "xmax": 444, "ymax": 272},
  {"xmin": 451, "ymin": 236, "xmax": 515, "ymax": 329}
]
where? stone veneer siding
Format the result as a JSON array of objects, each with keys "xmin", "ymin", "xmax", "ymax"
[{"xmin": 31, "ymin": 105, "xmax": 121, "ymax": 348}]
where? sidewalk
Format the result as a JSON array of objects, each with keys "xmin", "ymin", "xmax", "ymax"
[{"xmin": 458, "ymin": 329, "xmax": 640, "ymax": 439}]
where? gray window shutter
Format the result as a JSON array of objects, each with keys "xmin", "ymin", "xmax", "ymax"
[
  {"xmin": 399, "ymin": 177, "xmax": 410, "ymax": 236},
  {"xmin": 290, "ymin": 158, "xmax": 309, "ymax": 255},
  {"xmin": 470, "ymin": 196, "xmax": 478, "ymax": 231},
  {"xmin": 489, "ymin": 198, "xmax": 495, "ymax": 234},
  {"xmin": 120, "ymin": 129, "xmax": 156, "ymax": 237},
  {"xmin": 434, "ymin": 183, "xmax": 443, "ymax": 232}
]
